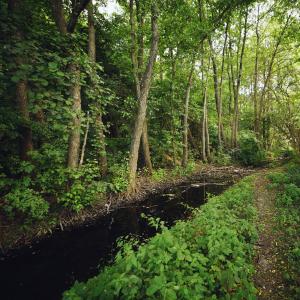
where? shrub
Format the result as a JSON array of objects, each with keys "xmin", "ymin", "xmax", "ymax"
[
  {"xmin": 212, "ymin": 149, "xmax": 232, "ymax": 166},
  {"xmin": 108, "ymin": 162, "xmax": 128, "ymax": 193},
  {"xmin": 4, "ymin": 188, "xmax": 49, "ymax": 220},
  {"xmin": 151, "ymin": 168, "xmax": 167, "ymax": 182},
  {"xmin": 233, "ymin": 131, "xmax": 266, "ymax": 166},
  {"xmin": 63, "ymin": 177, "xmax": 258, "ymax": 300},
  {"xmin": 58, "ymin": 162, "xmax": 107, "ymax": 212}
]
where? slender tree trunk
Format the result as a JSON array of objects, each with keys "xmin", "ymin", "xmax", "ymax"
[
  {"xmin": 8, "ymin": 0, "xmax": 33, "ymax": 161},
  {"xmin": 170, "ymin": 49, "xmax": 177, "ymax": 165},
  {"xmin": 67, "ymin": 63, "xmax": 81, "ymax": 168},
  {"xmin": 259, "ymin": 15, "xmax": 291, "ymax": 140},
  {"xmin": 202, "ymin": 85, "xmax": 208, "ymax": 162},
  {"xmin": 201, "ymin": 55, "xmax": 210, "ymax": 162},
  {"xmin": 79, "ymin": 112, "xmax": 89, "ymax": 166},
  {"xmin": 51, "ymin": 0, "xmax": 90, "ymax": 168},
  {"xmin": 209, "ymin": 38, "xmax": 222, "ymax": 148},
  {"xmin": 253, "ymin": 5, "xmax": 260, "ymax": 134},
  {"xmin": 17, "ymin": 80, "xmax": 33, "ymax": 160},
  {"xmin": 182, "ymin": 63, "xmax": 194, "ymax": 167},
  {"xmin": 219, "ymin": 22, "xmax": 228, "ymax": 144},
  {"xmin": 231, "ymin": 10, "xmax": 248, "ymax": 147},
  {"xmin": 205, "ymin": 102, "xmax": 210, "ymax": 159},
  {"xmin": 88, "ymin": 2, "xmax": 108, "ymax": 175},
  {"xmin": 130, "ymin": 0, "xmax": 153, "ymax": 174},
  {"xmin": 141, "ymin": 120, "xmax": 152, "ymax": 173},
  {"xmin": 128, "ymin": 4, "xmax": 159, "ymax": 192}
]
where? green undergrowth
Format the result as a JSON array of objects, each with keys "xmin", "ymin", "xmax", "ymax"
[
  {"xmin": 64, "ymin": 176, "xmax": 258, "ymax": 300},
  {"xmin": 267, "ymin": 162, "xmax": 300, "ymax": 298}
]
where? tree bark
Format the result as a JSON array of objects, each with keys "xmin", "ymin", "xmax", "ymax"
[
  {"xmin": 182, "ymin": 63, "xmax": 194, "ymax": 167},
  {"xmin": 201, "ymin": 55, "xmax": 211, "ymax": 162},
  {"xmin": 202, "ymin": 85, "xmax": 208, "ymax": 162},
  {"xmin": 79, "ymin": 111, "xmax": 89, "ymax": 166},
  {"xmin": 8, "ymin": 0, "xmax": 33, "ymax": 161},
  {"xmin": 88, "ymin": 1, "xmax": 108, "ymax": 175},
  {"xmin": 128, "ymin": 4, "xmax": 159, "ymax": 192},
  {"xmin": 130, "ymin": 0, "xmax": 153, "ymax": 174},
  {"xmin": 67, "ymin": 63, "xmax": 81, "ymax": 168},
  {"xmin": 230, "ymin": 10, "xmax": 248, "ymax": 148},
  {"xmin": 170, "ymin": 49, "xmax": 177, "ymax": 165},
  {"xmin": 51, "ymin": 0, "xmax": 89, "ymax": 168},
  {"xmin": 258, "ymin": 15, "xmax": 291, "ymax": 139},
  {"xmin": 209, "ymin": 38, "xmax": 222, "ymax": 148},
  {"xmin": 219, "ymin": 22, "xmax": 228, "ymax": 144},
  {"xmin": 253, "ymin": 5, "xmax": 260, "ymax": 134}
]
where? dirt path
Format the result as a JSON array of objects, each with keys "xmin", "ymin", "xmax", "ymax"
[{"xmin": 254, "ymin": 174, "xmax": 288, "ymax": 299}]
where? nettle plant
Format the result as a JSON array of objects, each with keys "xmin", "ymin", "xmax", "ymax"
[{"xmin": 63, "ymin": 177, "xmax": 258, "ymax": 300}]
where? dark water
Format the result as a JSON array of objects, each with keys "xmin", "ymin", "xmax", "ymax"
[{"xmin": 0, "ymin": 180, "xmax": 230, "ymax": 300}]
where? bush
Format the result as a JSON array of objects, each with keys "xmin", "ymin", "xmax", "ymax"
[
  {"xmin": 63, "ymin": 177, "xmax": 258, "ymax": 300},
  {"xmin": 233, "ymin": 131, "xmax": 266, "ymax": 166},
  {"xmin": 4, "ymin": 188, "xmax": 49, "ymax": 220},
  {"xmin": 108, "ymin": 162, "xmax": 128, "ymax": 193},
  {"xmin": 58, "ymin": 162, "xmax": 107, "ymax": 212},
  {"xmin": 212, "ymin": 149, "xmax": 232, "ymax": 166},
  {"xmin": 151, "ymin": 168, "xmax": 167, "ymax": 182}
]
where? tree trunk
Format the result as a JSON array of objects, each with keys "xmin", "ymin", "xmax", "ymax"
[
  {"xmin": 51, "ymin": 0, "xmax": 90, "ymax": 168},
  {"xmin": 182, "ymin": 64, "xmax": 194, "ymax": 167},
  {"xmin": 201, "ymin": 55, "xmax": 210, "ymax": 162},
  {"xmin": 205, "ymin": 102, "xmax": 210, "ymax": 159},
  {"xmin": 202, "ymin": 87, "xmax": 208, "ymax": 162},
  {"xmin": 141, "ymin": 120, "xmax": 153, "ymax": 173},
  {"xmin": 128, "ymin": 4, "xmax": 159, "ymax": 192},
  {"xmin": 17, "ymin": 80, "xmax": 33, "ymax": 160},
  {"xmin": 130, "ymin": 0, "xmax": 153, "ymax": 174},
  {"xmin": 67, "ymin": 63, "xmax": 81, "ymax": 168},
  {"xmin": 258, "ymin": 15, "xmax": 290, "ymax": 140},
  {"xmin": 88, "ymin": 1, "xmax": 108, "ymax": 175},
  {"xmin": 170, "ymin": 49, "xmax": 177, "ymax": 165},
  {"xmin": 253, "ymin": 5, "xmax": 260, "ymax": 134},
  {"xmin": 79, "ymin": 112, "xmax": 89, "ymax": 166},
  {"xmin": 8, "ymin": 0, "xmax": 33, "ymax": 161},
  {"xmin": 209, "ymin": 38, "xmax": 222, "ymax": 148},
  {"xmin": 230, "ymin": 10, "xmax": 248, "ymax": 148},
  {"xmin": 219, "ymin": 22, "xmax": 228, "ymax": 144}
]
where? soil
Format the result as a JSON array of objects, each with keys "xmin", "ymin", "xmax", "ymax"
[
  {"xmin": 253, "ymin": 172, "xmax": 289, "ymax": 299},
  {"xmin": 0, "ymin": 164, "xmax": 254, "ymax": 253}
]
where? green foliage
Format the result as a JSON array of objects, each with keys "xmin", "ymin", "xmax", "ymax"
[
  {"xmin": 211, "ymin": 149, "xmax": 232, "ymax": 166},
  {"xmin": 151, "ymin": 168, "xmax": 167, "ymax": 182},
  {"xmin": 58, "ymin": 162, "xmax": 107, "ymax": 212},
  {"xmin": 108, "ymin": 162, "xmax": 129, "ymax": 193},
  {"xmin": 233, "ymin": 132, "xmax": 266, "ymax": 166},
  {"xmin": 171, "ymin": 161, "xmax": 197, "ymax": 178},
  {"xmin": 268, "ymin": 162, "xmax": 300, "ymax": 298},
  {"xmin": 63, "ymin": 177, "xmax": 258, "ymax": 300},
  {"xmin": 4, "ymin": 188, "xmax": 49, "ymax": 220}
]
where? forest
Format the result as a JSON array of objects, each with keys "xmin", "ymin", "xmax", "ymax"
[{"xmin": 0, "ymin": 0, "xmax": 300, "ymax": 299}]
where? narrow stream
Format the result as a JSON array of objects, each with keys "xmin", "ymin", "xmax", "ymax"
[{"xmin": 0, "ymin": 179, "xmax": 231, "ymax": 300}]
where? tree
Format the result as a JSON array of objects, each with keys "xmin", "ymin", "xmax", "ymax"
[
  {"xmin": 8, "ymin": 0, "xmax": 33, "ymax": 161},
  {"xmin": 50, "ymin": 0, "xmax": 91, "ymax": 168},
  {"xmin": 128, "ymin": 2, "xmax": 159, "ymax": 191},
  {"xmin": 87, "ymin": 1, "xmax": 108, "ymax": 175}
]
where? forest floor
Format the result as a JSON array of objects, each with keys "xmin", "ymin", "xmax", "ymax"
[
  {"xmin": 0, "ymin": 164, "xmax": 254, "ymax": 253},
  {"xmin": 253, "ymin": 171, "xmax": 290, "ymax": 299}
]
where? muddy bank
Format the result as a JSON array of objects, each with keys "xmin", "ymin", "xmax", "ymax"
[{"xmin": 0, "ymin": 164, "xmax": 254, "ymax": 253}]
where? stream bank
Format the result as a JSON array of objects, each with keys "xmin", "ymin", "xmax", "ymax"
[
  {"xmin": 0, "ymin": 164, "xmax": 253, "ymax": 253},
  {"xmin": 0, "ymin": 165, "xmax": 253, "ymax": 300}
]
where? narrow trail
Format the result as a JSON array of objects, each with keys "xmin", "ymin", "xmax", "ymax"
[{"xmin": 253, "ymin": 173, "xmax": 287, "ymax": 299}]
